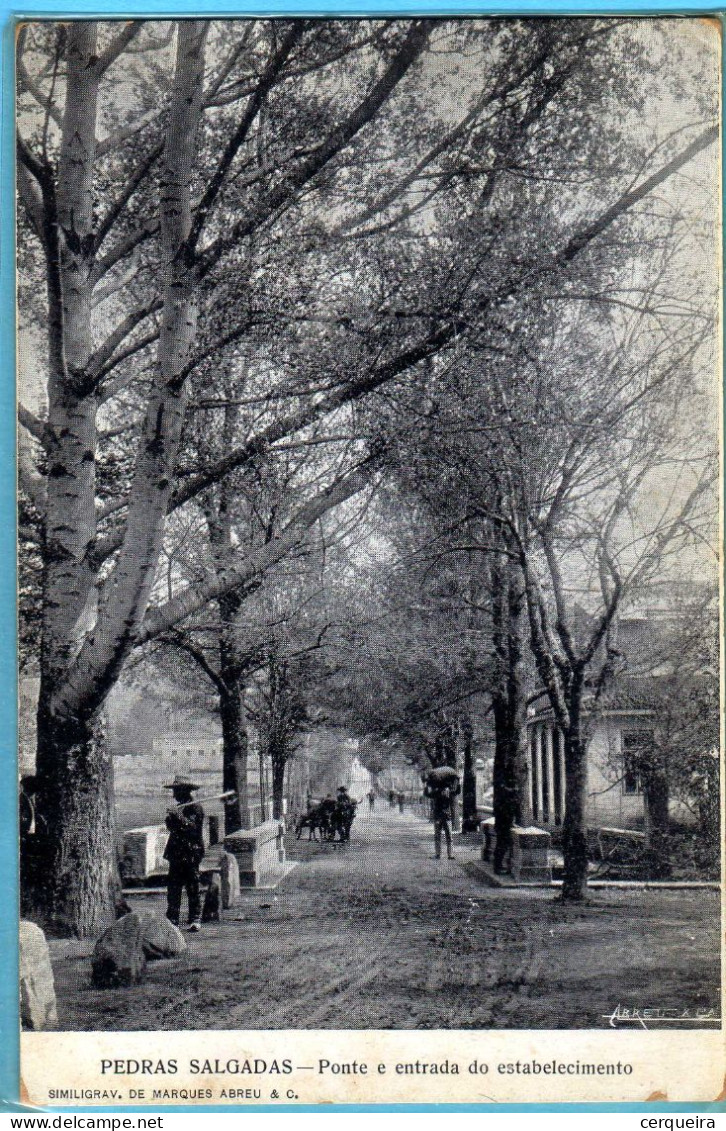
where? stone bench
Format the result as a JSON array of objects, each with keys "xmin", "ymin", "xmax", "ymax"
[
  {"xmin": 510, "ymin": 825, "xmax": 552, "ymax": 883},
  {"xmin": 224, "ymin": 819, "xmax": 287, "ymax": 888},
  {"xmin": 121, "ymin": 815, "xmax": 219, "ymax": 884},
  {"xmin": 121, "ymin": 825, "xmax": 170, "ymax": 882},
  {"xmin": 480, "ymin": 816, "xmax": 498, "ymax": 862},
  {"xmin": 591, "ymin": 826, "xmax": 647, "ymax": 877},
  {"xmin": 596, "ymin": 826, "xmax": 646, "ymax": 859},
  {"xmin": 480, "ymin": 818, "xmax": 551, "ymax": 884}
]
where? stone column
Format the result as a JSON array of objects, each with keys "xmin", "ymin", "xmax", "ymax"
[
  {"xmin": 544, "ymin": 725, "xmax": 555, "ymax": 826},
  {"xmin": 535, "ymin": 724, "xmax": 544, "ymax": 824},
  {"xmin": 528, "ymin": 726, "xmax": 538, "ymax": 821},
  {"xmin": 474, "ymin": 759, "xmax": 486, "ymax": 809},
  {"xmin": 557, "ymin": 731, "xmax": 567, "ymax": 825}
]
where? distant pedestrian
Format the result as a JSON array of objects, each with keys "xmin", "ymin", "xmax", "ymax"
[
  {"xmin": 397, "ymin": 790, "xmax": 405, "ymax": 814},
  {"xmin": 163, "ymin": 775, "xmax": 205, "ymax": 932},
  {"xmin": 388, "ymin": 789, "xmax": 396, "ymax": 808},
  {"xmin": 367, "ymin": 790, "xmax": 375, "ymax": 812},
  {"xmin": 424, "ymin": 769, "xmax": 460, "ymax": 861}
]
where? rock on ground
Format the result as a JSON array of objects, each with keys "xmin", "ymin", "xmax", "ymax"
[
  {"xmin": 91, "ymin": 912, "xmax": 146, "ymax": 988},
  {"xmin": 19, "ymin": 920, "xmax": 57, "ymax": 1030},
  {"xmin": 137, "ymin": 913, "xmax": 187, "ymax": 960}
]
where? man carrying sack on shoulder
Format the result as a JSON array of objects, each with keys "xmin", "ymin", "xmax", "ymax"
[
  {"xmin": 163, "ymin": 775, "xmax": 205, "ymax": 932},
  {"xmin": 424, "ymin": 765, "xmax": 460, "ymax": 861}
]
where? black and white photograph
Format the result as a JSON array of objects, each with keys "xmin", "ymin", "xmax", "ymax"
[{"xmin": 16, "ymin": 14, "xmax": 722, "ymax": 1105}]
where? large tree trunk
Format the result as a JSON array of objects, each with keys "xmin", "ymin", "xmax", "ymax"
[
  {"xmin": 202, "ymin": 381, "xmax": 257, "ymax": 834},
  {"xmin": 492, "ymin": 692, "xmax": 516, "ymax": 873},
  {"xmin": 271, "ymin": 743, "xmax": 286, "ymax": 821},
  {"xmin": 33, "ymin": 695, "xmax": 118, "ymax": 937},
  {"xmin": 698, "ymin": 758, "xmax": 720, "ymax": 867},
  {"xmin": 264, "ymin": 658, "xmax": 293, "ymax": 822},
  {"xmin": 642, "ymin": 756, "xmax": 671, "ymax": 878},
  {"xmin": 67, "ymin": 22, "xmax": 209, "ymax": 711},
  {"xmin": 521, "ymin": 551, "xmax": 592, "ymax": 901},
  {"xmin": 39, "ymin": 21, "xmax": 100, "ymax": 707},
  {"xmin": 30, "ymin": 22, "xmax": 210, "ymax": 938},
  {"xmin": 561, "ymin": 684, "xmax": 589, "ymax": 901},
  {"xmin": 219, "ymin": 683, "xmax": 250, "ymax": 834},
  {"xmin": 461, "ymin": 713, "xmax": 478, "ymax": 832},
  {"xmin": 442, "ymin": 719, "xmax": 460, "ymax": 829},
  {"xmin": 491, "ymin": 550, "xmax": 516, "ymax": 871},
  {"xmin": 31, "ymin": 24, "xmax": 108, "ymax": 935},
  {"xmin": 217, "ymin": 586, "xmax": 252, "ymax": 833},
  {"xmin": 440, "ymin": 719, "xmax": 457, "ymax": 766},
  {"xmin": 507, "ymin": 559, "xmax": 531, "ymax": 827}
]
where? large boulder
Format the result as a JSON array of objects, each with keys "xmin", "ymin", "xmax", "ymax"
[
  {"xmin": 19, "ymin": 920, "xmax": 57, "ymax": 1030},
  {"xmin": 137, "ymin": 912, "xmax": 187, "ymax": 960},
  {"xmin": 91, "ymin": 912, "xmax": 146, "ymax": 988},
  {"xmin": 220, "ymin": 852, "xmax": 240, "ymax": 909}
]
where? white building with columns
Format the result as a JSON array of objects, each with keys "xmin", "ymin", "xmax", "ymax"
[{"xmin": 526, "ymin": 687, "xmax": 658, "ymax": 830}]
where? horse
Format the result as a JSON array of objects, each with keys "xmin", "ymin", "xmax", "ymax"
[{"xmin": 295, "ymin": 804, "xmax": 329, "ymax": 841}]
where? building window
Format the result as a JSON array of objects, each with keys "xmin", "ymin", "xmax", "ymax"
[{"xmin": 621, "ymin": 731, "xmax": 653, "ymax": 796}]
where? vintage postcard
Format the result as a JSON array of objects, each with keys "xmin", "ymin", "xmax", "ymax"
[{"xmin": 16, "ymin": 13, "xmax": 723, "ymax": 1107}]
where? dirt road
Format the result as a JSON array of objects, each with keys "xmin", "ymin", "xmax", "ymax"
[{"xmin": 51, "ymin": 805, "xmax": 720, "ymax": 1030}]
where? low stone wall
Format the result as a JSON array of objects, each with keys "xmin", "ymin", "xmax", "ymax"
[{"xmin": 224, "ymin": 819, "xmax": 287, "ymax": 888}]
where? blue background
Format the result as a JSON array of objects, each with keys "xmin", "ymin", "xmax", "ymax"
[{"xmin": 3, "ymin": 0, "xmax": 723, "ymax": 1115}]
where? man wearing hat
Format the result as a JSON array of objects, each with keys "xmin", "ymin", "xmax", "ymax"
[
  {"xmin": 424, "ymin": 766, "xmax": 460, "ymax": 861},
  {"xmin": 163, "ymin": 775, "xmax": 205, "ymax": 932},
  {"xmin": 336, "ymin": 785, "xmax": 357, "ymax": 842}
]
